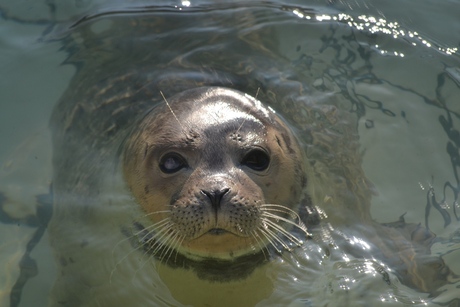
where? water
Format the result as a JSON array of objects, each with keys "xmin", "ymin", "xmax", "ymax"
[{"xmin": 1, "ymin": 0, "xmax": 459, "ymax": 306}]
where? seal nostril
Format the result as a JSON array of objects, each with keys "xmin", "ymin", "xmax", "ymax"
[{"xmin": 201, "ymin": 188, "xmax": 230, "ymax": 210}]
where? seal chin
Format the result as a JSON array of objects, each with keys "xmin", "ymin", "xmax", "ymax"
[{"xmin": 181, "ymin": 231, "xmax": 261, "ymax": 260}]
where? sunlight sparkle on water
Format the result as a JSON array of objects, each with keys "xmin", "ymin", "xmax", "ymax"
[
  {"xmin": 292, "ymin": 9, "xmax": 311, "ymax": 20},
  {"xmin": 290, "ymin": 9, "xmax": 457, "ymax": 56},
  {"xmin": 292, "ymin": 9, "xmax": 304, "ymax": 19},
  {"xmin": 316, "ymin": 14, "xmax": 331, "ymax": 21},
  {"xmin": 350, "ymin": 236, "xmax": 371, "ymax": 250}
]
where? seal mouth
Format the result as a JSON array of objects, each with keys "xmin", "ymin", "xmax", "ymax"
[{"xmin": 207, "ymin": 228, "xmax": 227, "ymax": 235}]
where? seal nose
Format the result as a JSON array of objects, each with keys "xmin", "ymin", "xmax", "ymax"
[{"xmin": 201, "ymin": 188, "xmax": 230, "ymax": 210}]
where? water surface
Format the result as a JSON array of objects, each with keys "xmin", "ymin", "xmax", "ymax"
[{"xmin": 1, "ymin": 0, "xmax": 459, "ymax": 306}]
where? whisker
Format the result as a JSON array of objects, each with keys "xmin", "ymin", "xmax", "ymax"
[
  {"xmin": 175, "ymin": 236, "xmax": 186, "ymax": 263},
  {"xmin": 260, "ymin": 204, "xmax": 310, "ymax": 235},
  {"xmin": 139, "ymin": 219, "xmax": 181, "ymax": 260},
  {"xmin": 261, "ymin": 226, "xmax": 292, "ymax": 251},
  {"xmin": 166, "ymin": 232, "xmax": 185, "ymax": 264},
  {"xmin": 208, "ymin": 111, "xmax": 221, "ymax": 125},
  {"xmin": 260, "ymin": 208, "xmax": 298, "ymax": 223},
  {"xmin": 145, "ymin": 224, "xmax": 175, "ymax": 256},
  {"xmin": 133, "ymin": 249, "xmax": 157, "ymax": 280},
  {"xmin": 235, "ymin": 87, "xmax": 261, "ymax": 135},
  {"xmin": 257, "ymin": 229, "xmax": 280, "ymax": 253},
  {"xmin": 109, "ymin": 241, "xmax": 146, "ymax": 284},
  {"xmin": 140, "ymin": 218, "xmax": 171, "ymax": 231},
  {"xmin": 163, "ymin": 231, "xmax": 183, "ymax": 263},
  {"xmin": 257, "ymin": 228, "xmax": 284, "ymax": 253},
  {"xmin": 131, "ymin": 222, "xmax": 174, "ymax": 258},
  {"xmin": 128, "ymin": 223, "xmax": 173, "ymax": 257},
  {"xmin": 131, "ymin": 223, "xmax": 176, "ymax": 279},
  {"xmin": 235, "ymin": 117, "xmax": 247, "ymax": 136},
  {"xmin": 110, "ymin": 221, "xmax": 169, "ymax": 283},
  {"xmin": 260, "ymin": 204, "xmax": 301, "ymax": 219},
  {"xmin": 251, "ymin": 231, "xmax": 270, "ymax": 260},
  {"xmin": 110, "ymin": 218, "xmax": 170, "ymax": 271},
  {"xmin": 111, "ymin": 234, "xmax": 139, "ymax": 259},
  {"xmin": 135, "ymin": 219, "xmax": 171, "ymax": 239},
  {"xmin": 261, "ymin": 218, "xmax": 304, "ymax": 246},
  {"xmin": 160, "ymin": 91, "xmax": 189, "ymax": 139},
  {"xmin": 142, "ymin": 210, "xmax": 172, "ymax": 218},
  {"xmin": 157, "ymin": 228, "xmax": 180, "ymax": 261},
  {"xmin": 262, "ymin": 211, "xmax": 309, "ymax": 237}
]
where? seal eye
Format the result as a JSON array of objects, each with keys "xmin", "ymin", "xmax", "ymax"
[
  {"xmin": 241, "ymin": 149, "xmax": 270, "ymax": 171},
  {"xmin": 159, "ymin": 153, "xmax": 187, "ymax": 174}
]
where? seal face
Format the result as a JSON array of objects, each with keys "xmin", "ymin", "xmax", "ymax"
[{"xmin": 123, "ymin": 87, "xmax": 308, "ymax": 260}]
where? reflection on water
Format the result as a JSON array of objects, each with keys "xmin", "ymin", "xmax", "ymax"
[
  {"xmin": 1, "ymin": 0, "xmax": 460, "ymax": 306},
  {"xmin": 291, "ymin": 7, "xmax": 459, "ymax": 57}
]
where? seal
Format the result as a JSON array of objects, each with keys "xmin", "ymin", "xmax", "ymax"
[
  {"xmin": 45, "ymin": 6, "xmax": 456, "ymax": 307},
  {"xmin": 47, "ymin": 9, "xmax": 322, "ymax": 305},
  {"xmin": 123, "ymin": 87, "xmax": 309, "ymax": 261}
]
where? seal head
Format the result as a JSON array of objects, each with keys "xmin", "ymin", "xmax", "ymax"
[{"xmin": 123, "ymin": 87, "xmax": 307, "ymax": 260}]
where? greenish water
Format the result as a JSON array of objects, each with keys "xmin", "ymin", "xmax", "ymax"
[{"xmin": 1, "ymin": 0, "xmax": 459, "ymax": 306}]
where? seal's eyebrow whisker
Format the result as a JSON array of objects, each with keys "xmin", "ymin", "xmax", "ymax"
[
  {"xmin": 255, "ymin": 87, "xmax": 260, "ymax": 99},
  {"xmin": 159, "ymin": 91, "xmax": 189, "ymax": 139},
  {"xmin": 235, "ymin": 87, "xmax": 263, "ymax": 136},
  {"xmin": 235, "ymin": 114, "xmax": 248, "ymax": 136},
  {"xmin": 207, "ymin": 109, "xmax": 221, "ymax": 125}
]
